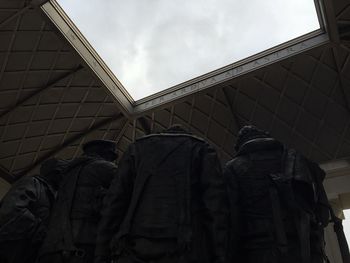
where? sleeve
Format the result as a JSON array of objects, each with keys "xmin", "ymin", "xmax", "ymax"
[
  {"xmin": 95, "ymin": 145, "xmax": 136, "ymax": 260},
  {"xmin": 98, "ymin": 161, "xmax": 120, "ymax": 189},
  {"xmin": 93, "ymin": 162, "xmax": 120, "ymax": 216},
  {"xmin": 308, "ymin": 161, "xmax": 330, "ymax": 227},
  {"xmin": 0, "ymin": 177, "xmax": 41, "ymax": 241},
  {"xmin": 223, "ymin": 161, "xmax": 240, "ymax": 262},
  {"xmin": 199, "ymin": 144, "xmax": 229, "ymax": 263}
]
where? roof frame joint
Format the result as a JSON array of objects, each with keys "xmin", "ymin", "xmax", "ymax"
[
  {"xmin": 17, "ymin": 113, "xmax": 125, "ymax": 179},
  {"xmin": 0, "ymin": 66, "xmax": 84, "ymax": 121},
  {"xmin": 0, "ymin": 0, "xmax": 48, "ymax": 29},
  {"xmin": 0, "ymin": 165, "xmax": 14, "ymax": 184}
]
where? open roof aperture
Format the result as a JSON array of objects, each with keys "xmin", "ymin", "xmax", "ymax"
[{"xmin": 56, "ymin": 0, "xmax": 320, "ymax": 101}]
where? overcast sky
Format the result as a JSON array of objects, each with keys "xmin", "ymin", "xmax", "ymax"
[{"xmin": 57, "ymin": 0, "xmax": 320, "ymax": 100}]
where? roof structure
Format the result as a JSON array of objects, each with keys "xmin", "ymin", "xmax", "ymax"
[{"xmin": 0, "ymin": 0, "xmax": 350, "ymax": 183}]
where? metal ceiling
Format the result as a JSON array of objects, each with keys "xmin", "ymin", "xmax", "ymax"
[{"xmin": 0, "ymin": 0, "xmax": 350, "ymax": 183}]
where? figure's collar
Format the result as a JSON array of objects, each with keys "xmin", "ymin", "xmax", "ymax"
[
  {"xmin": 36, "ymin": 176, "xmax": 56, "ymax": 194},
  {"xmin": 237, "ymin": 137, "xmax": 283, "ymax": 155}
]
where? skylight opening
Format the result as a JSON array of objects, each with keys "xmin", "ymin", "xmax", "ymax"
[{"xmin": 56, "ymin": 0, "xmax": 321, "ymax": 101}]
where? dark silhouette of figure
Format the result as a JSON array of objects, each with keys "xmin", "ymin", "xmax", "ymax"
[
  {"xmin": 95, "ymin": 125, "xmax": 228, "ymax": 263},
  {"xmin": 224, "ymin": 125, "xmax": 330, "ymax": 263},
  {"xmin": 38, "ymin": 140, "xmax": 118, "ymax": 263},
  {"xmin": 0, "ymin": 158, "xmax": 67, "ymax": 263}
]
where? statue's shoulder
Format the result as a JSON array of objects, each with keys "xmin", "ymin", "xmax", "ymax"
[
  {"xmin": 12, "ymin": 176, "xmax": 37, "ymax": 189},
  {"xmin": 225, "ymin": 155, "xmax": 250, "ymax": 176}
]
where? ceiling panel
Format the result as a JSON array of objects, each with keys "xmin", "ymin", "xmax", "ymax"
[{"xmin": 0, "ymin": 0, "xmax": 127, "ymax": 181}]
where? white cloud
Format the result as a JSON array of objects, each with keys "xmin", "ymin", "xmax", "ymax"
[{"xmin": 57, "ymin": 0, "xmax": 320, "ymax": 100}]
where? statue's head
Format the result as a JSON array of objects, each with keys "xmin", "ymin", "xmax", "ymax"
[
  {"xmin": 82, "ymin": 139, "xmax": 118, "ymax": 162},
  {"xmin": 235, "ymin": 125, "xmax": 270, "ymax": 151},
  {"xmin": 40, "ymin": 158, "xmax": 68, "ymax": 189}
]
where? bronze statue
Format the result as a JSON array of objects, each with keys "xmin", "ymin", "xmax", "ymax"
[
  {"xmin": 224, "ymin": 125, "xmax": 330, "ymax": 263},
  {"xmin": 95, "ymin": 125, "xmax": 229, "ymax": 263},
  {"xmin": 38, "ymin": 140, "xmax": 119, "ymax": 263},
  {"xmin": 0, "ymin": 158, "xmax": 67, "ymax": 263}
]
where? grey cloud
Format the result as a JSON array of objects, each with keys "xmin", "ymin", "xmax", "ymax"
[{"xmin": 57, "ymin": 0, "xmax": 320, "ymax": 100}]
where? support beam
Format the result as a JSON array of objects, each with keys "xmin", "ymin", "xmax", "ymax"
[
  {"xmin": 0, "ymin": 66, "xmax": 84, "ymax": 121},
  {"xmin": 0, "ymin": 6, "xmax": 31, "ymax": 29},
  {"xmin": 133, "ymin": 32, "xmax": 329, "ymax": 114},
  {"xmin": 338, "ymin": 23, "xmax": 350, "ymax": 41},
  {"xmin": 0, "ymin": 0, "xmax": 48, "ymax": 29},
  {"xmin": 113, "ymin": 119, "xmax": 129, "ymax": 144},
  {"xmin": 16, "ymin": 113, "xmax": 125, "ymax": 179},
  {"xmin": 222, "ymin": 86, "xmax": 241, "ymax": 135},
  {"xmin": 331, "ymin": 47, "xmax": 350, "ymax": 114},
  {"xmin": 321, "ymin": 0, "xmax": 340, "ymax": 44},
  {"xmin": 42, "ymin": 1, "xmax": 134, "ymax": 115}
]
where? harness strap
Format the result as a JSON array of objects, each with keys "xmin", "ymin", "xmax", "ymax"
[
  {"xmin": 295, "ymin": 211, "xmax": 311, "ymax": 263},
  {"xmin": 61, "ymin": 164, "xmax": 84, "ymax": 251},
  {"xmin": 176, "ymin": 153, "xmax": 191, "ymax": 249},
  {"xmin": 60, "ymin": 158, "xmax": 95, "ymax": 252},
  {"xmin": 269, "ymin": 186, "xmax": 288, "ymax": 254},
  {"xmin": 116, "ymin": 140, "xmax": 189, "ymax": 241}
]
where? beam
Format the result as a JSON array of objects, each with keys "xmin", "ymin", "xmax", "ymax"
[
  {"xmin": 321, "ymin": 0, "xmax": 340, "ymax": 44},
  {"xmin": 331, "ymin": 47, "xmax": 350, "ymax": 114},
  {"xmin": 222, "ymin": 86, "xmax": 241, "ymax": 135},
  {"xmin": 16, "ymin": 113, "xmax": 125, "ymax": 179},
  {"xmin": 0, "ymin": 66, "xmax": 83, "ymax": 121},
  {"xmin": 0, "ymin": 0, "xmax": 48, "ymax": 29},
  {"xmin": 133, "ymin": 32, "xmax": 329, "ymax": 114},
  {"xmin": 0, "ymin": 6, "xmax": 31, "ymax": 29},
  {"xmin": 41, "ymin": 1, "xmax": 134, "ymax": 115},
  {"xmin": 113, "ymin": 119, "xmax": 130, "ymax": 144},
  {"xmin": 338, "ymin": 22, "xmax": 350, "ymax": 41}
]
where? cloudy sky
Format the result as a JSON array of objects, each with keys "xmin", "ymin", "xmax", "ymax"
[{"xmin": 57, "ymin": 0, "xmax": 320, "ymax": 100}]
